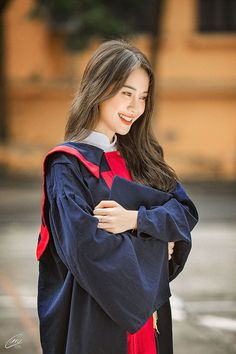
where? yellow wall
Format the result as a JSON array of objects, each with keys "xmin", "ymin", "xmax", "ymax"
[
  {"xmin": 156, "ymin": 0, "xmax": 236, "ymax": 180},
  {"xmin": 1, "ymin": 0, "xmax": 236, "ymax": 179}
]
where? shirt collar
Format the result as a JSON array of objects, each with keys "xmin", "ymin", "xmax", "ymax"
[{"xmin": 81, "ymin": 130, "xmax": 117, "ymax": 152}]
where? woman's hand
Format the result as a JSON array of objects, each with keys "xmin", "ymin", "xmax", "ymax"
[
  {"xmin": 168, "ymin": 242, "xmax": 175, "ymax": 260},
  {"xmin": 93, "ymin": 200, "xmax": 138, "ymax": 234}
]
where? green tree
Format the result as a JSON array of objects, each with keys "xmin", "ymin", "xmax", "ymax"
[{"xmin": 31, "ymin": 0, "xmax": 164, "ymax": 57}]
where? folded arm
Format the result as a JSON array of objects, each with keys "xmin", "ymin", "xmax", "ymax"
[{"xmin": 135, "ymin": 182, "xmax": 199, "ymax": 281}]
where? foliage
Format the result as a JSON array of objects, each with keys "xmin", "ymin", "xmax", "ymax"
[
  {"xmin": 0, "ymin": 0, "xmax": 10, "ymax": 14},
  {"xmin": 30, "ymin": 0, "xmax": 157, "ymax": 50}
]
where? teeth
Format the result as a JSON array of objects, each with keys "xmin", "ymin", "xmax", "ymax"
[{"xmin": 119, "ymin": 113, "xmax": 132, "ymax": 122}]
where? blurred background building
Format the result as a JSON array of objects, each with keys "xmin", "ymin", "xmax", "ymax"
[{"xmin": 0, "ymin": 0, "xmax": 235, "ymax": 180}]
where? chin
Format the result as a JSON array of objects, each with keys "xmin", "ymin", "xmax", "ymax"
[
  {"xmin": 117, "ymin": 131, "xmax": 129, "ymax": 136},
  {"xmin": 116, "ymin": 127, "xmax": 131, "ymax": 136}
]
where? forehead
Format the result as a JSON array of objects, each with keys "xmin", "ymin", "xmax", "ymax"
[{"xmin": 124, "ymin": 68, "xmax": 149, "ymax": 91}]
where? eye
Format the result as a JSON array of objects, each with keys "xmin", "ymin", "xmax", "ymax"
[
  {"xmin": 122, "ymin": 91, "xmax": 132, "ymax": 96},
  {"xmin": 140, "ymin": 96, "xmax": 148, "ymax": 101}
]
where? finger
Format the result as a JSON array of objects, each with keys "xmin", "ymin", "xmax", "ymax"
[
  {"xmin": 97, "ymin": 225, "xmax": 114, "ymax": 233},
  {"xmin": 95, "ymin": 200, "xmax": 118, "ymax": 209},
  {"xmin": 94, "ymin": 215, "xmax": 110, "ymax": 223},
  {"xmin": 97, "ymin": 222, "xmax": 113, "ymax": 230},
  {"xmin": 93, "ymin": 208, "xmax": 114, "ymax": 215},
  {"xmin": 168, "ymin": 245, "xmax": 174, "ymax": 252}
]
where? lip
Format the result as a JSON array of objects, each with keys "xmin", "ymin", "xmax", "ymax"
[{"xmin": 118, "ymin": 114, "xmax": 133, "ymax": 126}]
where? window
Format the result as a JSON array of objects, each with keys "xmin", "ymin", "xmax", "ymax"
[{"xmin": 198, "ymin": 0, "xmax": 236, "ymax": 32}]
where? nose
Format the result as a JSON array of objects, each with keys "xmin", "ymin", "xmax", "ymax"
[{"xmin": 127, "ymin": 95, "xmax": 140, "ymax": 114}]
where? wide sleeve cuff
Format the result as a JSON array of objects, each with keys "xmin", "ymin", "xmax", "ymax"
[{"xmin": 136, "ymin": 198, "xmax": 193, "ymax": 243}]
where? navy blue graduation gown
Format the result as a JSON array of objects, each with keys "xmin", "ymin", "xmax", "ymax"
[{"xmin": 37, "ymin": 142, "xmax": 199, "ymax": 354}]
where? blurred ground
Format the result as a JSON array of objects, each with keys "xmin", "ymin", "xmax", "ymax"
[{"xmin": 0, "ymin": 176, "xmax": 235, "ymax": 354}]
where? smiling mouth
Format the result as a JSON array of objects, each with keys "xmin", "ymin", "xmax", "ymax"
[{"xmin": 118, "ymin": 113, "xmax": 135, "ymax": 125}]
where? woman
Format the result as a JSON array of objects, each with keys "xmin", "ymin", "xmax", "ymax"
[{"xmin": 37, "ymin": 39, "xmax": 199, "ymax": 354}]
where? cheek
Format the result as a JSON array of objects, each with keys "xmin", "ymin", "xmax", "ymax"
[
  {"xmin": 140, "ymin": 101, "xmax": 146, "ymax": 115},
  {"xmin": 103, "ymin": 97, "xmax": 121, "ymax": 113},
  {"xmin": 99, "ymin": 100, "xmax": 114, "ymax": 118}
]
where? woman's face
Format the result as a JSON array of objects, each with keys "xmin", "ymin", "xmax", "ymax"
[{"xmin": 95, "ymin": 67, "xmax": 149, "ymax": 142}]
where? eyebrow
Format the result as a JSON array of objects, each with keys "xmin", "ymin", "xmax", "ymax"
[{"xmin": 122, "ymin": 85, "xmax": 148, "ymax": 94}]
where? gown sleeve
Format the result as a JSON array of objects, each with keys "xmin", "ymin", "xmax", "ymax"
[
  {"xmin": 136, "ymin": 182, "xmax": 198, "ymax": 242},
  {"xmin": 45, "ymin": 154, "xmax": 171, "ymax": 333},
  {"xmin": 136, "ymin": 182, "xmax": 199, "ymax": 281}
]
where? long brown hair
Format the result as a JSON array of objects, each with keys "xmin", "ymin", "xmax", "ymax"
[{"xmin": 65, "ymin": 39, "xmax": 178, "ymax": 192}]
